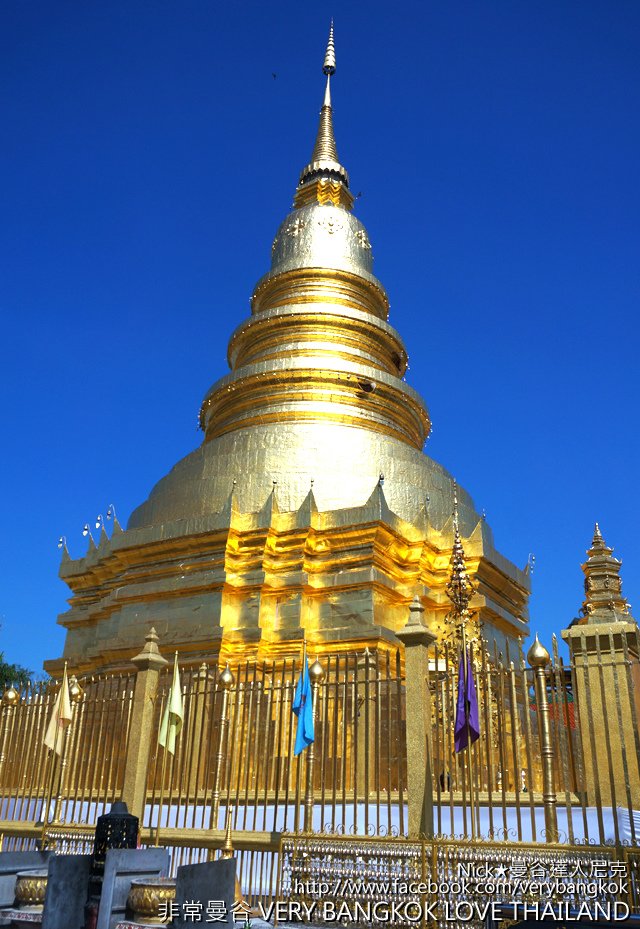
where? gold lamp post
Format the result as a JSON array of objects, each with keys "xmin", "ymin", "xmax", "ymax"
[
  {"xmin": 210, "ymin": 664, "xmax": 235, "ymax": 835},
  {"xmin": 304, "ymin": 658, "xmax": 325, "ymax": 833},
  {"xmin": 527, "ymin": 634, "xmax": 558, "ymax": 843}
]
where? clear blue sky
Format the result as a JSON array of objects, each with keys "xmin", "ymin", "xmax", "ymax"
[{"xmin": 2, "ymin": 1, "xmax": 639, "ymax": 673}]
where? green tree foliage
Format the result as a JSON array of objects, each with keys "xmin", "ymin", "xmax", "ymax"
[{"xmin": 0, "ymin": 651, "xmax": 32, "ymax": 689}]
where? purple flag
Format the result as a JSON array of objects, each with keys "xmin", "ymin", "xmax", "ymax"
[{"xmin": 454, "ymin": 648, "xmax": 480, "ymax": 753}]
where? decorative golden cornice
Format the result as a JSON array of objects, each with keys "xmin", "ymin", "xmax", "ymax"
[
  {"xmin": 51, "ymin": 500, "xmax": 528, "ymax": 675},
  {"xmin": 294, "ymin": 178, "xmax": 354, "ymax": 210}
]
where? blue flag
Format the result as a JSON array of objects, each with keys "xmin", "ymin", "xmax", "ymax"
[{"xmin": 292, "ymin": 657, "xmax": 314, "ymax": 755}]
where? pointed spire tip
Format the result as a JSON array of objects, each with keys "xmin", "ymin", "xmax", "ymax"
[
  {"xmin": 323, "ymin": 20, "xmax": 336, "ymax": 76},
  {"xmin": 590, "ymin": 521, "xmax": 608, "ymax": 550},
  {"xmin": 295, "ymin": 21, "xmax": 350, "ymax": 201}
]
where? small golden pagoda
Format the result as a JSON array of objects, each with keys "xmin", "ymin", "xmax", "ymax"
[{"xmin": 47, "ymin": 27, "xmax": 530, "ymax": 675}]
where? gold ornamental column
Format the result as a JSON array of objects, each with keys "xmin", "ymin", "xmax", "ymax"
[
  {"xmin": 563, "ymin": 622, "xmax": 640, "ymax": 808},
  {"xmin": 527, "ymin": 635, "xmax": 558, "ymax": 843},
  {"xmin": 397, "ymin": 597, "xmax": 436, "ymax": 838},
  {"xmin": 121, "ymin": 628, "xmax": 169, "ymax": 821},
  {"xmin": 561, "ymin": 526, "xmax": 640, "ymax": 808}
]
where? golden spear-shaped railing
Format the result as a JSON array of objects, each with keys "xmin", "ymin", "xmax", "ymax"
[{"xmin": 444, "ymin": 483, "xmax": 480, "ymax": 838}]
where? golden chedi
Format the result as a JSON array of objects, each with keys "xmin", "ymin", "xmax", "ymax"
[{"xmin": 48, "ymin": 27, "xmax": 529, "ymax": 675}]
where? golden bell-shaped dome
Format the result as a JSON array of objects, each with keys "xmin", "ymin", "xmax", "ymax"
[
  {"xmin": 268, "ymin": 203, "xmax": 375, "ymax": 283},
  {"xmin": 127, "ymin": 25, "xmax": 472, "ymax": 532}
]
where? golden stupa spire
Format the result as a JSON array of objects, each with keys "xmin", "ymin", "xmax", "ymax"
[
  {"xmin": 310, "ymin": 21, "xmax": 338, "ymax": 162},
  {"xmin": 197, "ymin": 22, "xmax": 430, "ymax": 461},
  {"xmin": 295, "ymin": 21, "xmax": 353, "ymax": 209}
]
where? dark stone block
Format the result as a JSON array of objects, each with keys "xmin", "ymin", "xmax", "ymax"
[
  {"xmin": 41, "ymin": 854, "xmax": 92, "ymax": 929},
  {"xmin": 96, "ymin": 847, "xmax": 169, "ymax": 929},
  {"xmin": 172, "ymin": 858, "xmax": 236, "ymax": 928}
]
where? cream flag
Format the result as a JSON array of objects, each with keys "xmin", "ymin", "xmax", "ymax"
[
  {"xmin": 44, "ymin": 666, "xmax": 73, "ymax": 756},
  {"xmin": 158, "ymin": 655, "xmax": 183, "ymax": 755}
]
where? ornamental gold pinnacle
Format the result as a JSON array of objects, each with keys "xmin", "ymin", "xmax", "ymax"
[
  {"xmin": 446, "ymin": 482, "xmax": 473, "ymax": 621},
  {"xmin": 323, "ymin": 21, "xmax": 336, "ymax": 75},
  {"xmin": 297, "ymin": 21, "xmax": 350, "ymax": 198}
]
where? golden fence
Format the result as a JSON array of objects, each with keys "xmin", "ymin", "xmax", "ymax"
[
  {"xmin": 430, "ymin": 631, "xmax": 640, "ymax": 847},
  {"xmin": 145, "ymin": 650, "xmax": 405, "ymax": 838},
  {"xmin": 0, "ymin": 672, "xmax": 134, "ymax": 851},
  {"xmin": 0, "ymin": 628, "xmax": 639, "ymax": 906}
]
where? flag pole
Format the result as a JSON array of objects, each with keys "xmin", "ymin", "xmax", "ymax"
[
  {"xmin": 52, "ymin": 712, "xmax": 70, "ymax": 825},
  {"xmin": 41, "ymin": 661, "xmax": 68, "ymax": 849},
  {"xmin": 155, "ymin": 726, "xmax": 168, "ymax": 846},
  {"xmin": 40, "ymin": 661, "xmax": 68, "ymax": 844},
  {"xmin": 41, "ymin": 746, "xmax": 57, "ymax": 845},
  {"xmin": 165, "ymin": 653, "xmax": 180, "ymax": 837},
  {"xmin": 461, "ymin": 622, "xmax": 477, "ymax": 840},
  {"xmin": 52, "ymin": 664, "xmax": 76, "ymax": 825},
  {"xmin": 155, "ymin": 653, "xmax": 178, "ymax": 846},
  {"xmin": 293, "ymin": 637, "xmax": 306, "ymax": 834},
  {"xmin": 447, "ymin": 482, "xmax": 480, "ymax": 839},
  {"xmin": 304, "ymin": 654, "xmax": 325, "ymax": 833}
]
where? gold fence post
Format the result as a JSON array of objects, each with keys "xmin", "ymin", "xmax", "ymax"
[
  {"xmin": 121, "ymin": 628, "xmax": 169, "ymax": 822},
  {"xmin": 210, "ymin": 664, "xmax": 234, "ymax": 833},
  {"xmin": 0, "ymin": 686, "xmax": 20, "ymax": 788},
  {"xmin": 397, "ymin": 596, "xmax": 437, "ymax": 838},
  {"xmin": 304, "ymin": 659, "xmax": 325, "ymax": 833},
  {"xmin": 528, "ymin": 634, "xmax": 558, "ymax": 842},
  {"xmin": 187, "ymin": 663, "xmax": 212, "ymax": 799}
]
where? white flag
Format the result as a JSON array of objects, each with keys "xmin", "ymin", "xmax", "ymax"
[
  {"xmin": 44, "ymin": 666, "xmax": 73, "ymax": 756},
  {"xmin": 158, "ymin": 655, "xmax": 183, "ymax": 755}
]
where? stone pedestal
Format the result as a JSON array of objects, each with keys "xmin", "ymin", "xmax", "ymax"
[
  {"xmin": 172, "ymin": 858, "xmax": 236, "ymax": 929},
  {"xmin": 96, "ymin": 848, "xmax": 170, "ymax": 929},
  {"xmin": 2, "ymin": 856, "xmax": 92, "ymax": 929}
]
